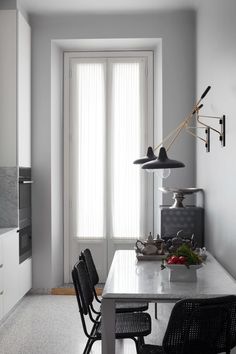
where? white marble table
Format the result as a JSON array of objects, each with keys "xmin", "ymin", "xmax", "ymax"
[{"xmin": 102, "ymin": 250, "xmax": 236, "ymax": 354}]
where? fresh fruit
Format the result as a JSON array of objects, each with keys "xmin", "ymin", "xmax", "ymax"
[
  {"xmin": 165, "ymin": 244, "xmax": 202, "ymax": 268},
  {"xmin": 167, "ymin": 257, "xmax": 176, "ymax": 264},
  {"xmin": 178, "ymin": 256, "xmax": 187, "ymax": 264},
  {"xmin": 167, "ymin": 255, "xmax": 183, "ymax": 264}
]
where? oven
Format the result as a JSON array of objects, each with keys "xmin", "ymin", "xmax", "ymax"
[
  {"xmin": 19, "ymin": 167, "xmax": 32, "ymax": 229},
  {"xmin": 18, "ymin": 167, "xmax": 33, "ymax": 263}
]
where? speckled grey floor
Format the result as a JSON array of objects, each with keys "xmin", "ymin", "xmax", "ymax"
[{"xmin": 0, "ymin": 295, "xmax": 174, "ymax": 354}]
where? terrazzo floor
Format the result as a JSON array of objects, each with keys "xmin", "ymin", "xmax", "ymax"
[{"xmin": 0, "ymin": 295, "xmax": 174, "ymax": 354}]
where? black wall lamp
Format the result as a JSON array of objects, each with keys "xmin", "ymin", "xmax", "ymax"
[{"xmin": 133, "ymin": 86, "xmax": 226, "ymax": 178}]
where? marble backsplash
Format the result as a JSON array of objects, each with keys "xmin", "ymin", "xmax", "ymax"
[{"xmin": 0, "ymin": 167, "xmax": 18, "ymax": 227}]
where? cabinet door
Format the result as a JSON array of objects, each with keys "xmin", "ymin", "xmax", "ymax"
[
  {"xmin": 0, "ymin": 10, "xmax": 17, "ymax": 167},
  {"xmin": 0, "ymin": 237, "xmax": 3, "ymax": 267},
  {"xmin": 0, "ymin": 288, "xmax": 3, "ymax": 321},
  {"xmin": 17, "ymin": 12, "xmax": 31, "ymax": 167},
  {"xmin": 2, "ymin": 229, "xmax": 20, "ymax": 315},
  {"xmin": 18, "ymin": 258, "xmax": 32, "ymax": 299},
  {"xmin": 0, "ymin": 238, "xmax": 3, "ymax": 320},
  {"xmin": 0, "ymin": 269, "xmax": 3, "ymax": 320}
]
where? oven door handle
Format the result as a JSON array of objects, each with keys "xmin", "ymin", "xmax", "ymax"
[{"xmin": 19, "ymin": 180, "xmax": 34, "ymax": 184}]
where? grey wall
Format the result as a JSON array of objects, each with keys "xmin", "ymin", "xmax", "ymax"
[
  {"xmin": 0, "ymin": 0, "xmax": 16, "ymax": 10},
  {"xmin": 30, "ymin": 11, "xmax": 196, "ymax": 289},
  {"xmin": 196, "ymin": 0, "xmax": 236, "ymax": 277},
  {"xmin": 51, "ymin": 42, "xmax": 64, "ymax": 288}
]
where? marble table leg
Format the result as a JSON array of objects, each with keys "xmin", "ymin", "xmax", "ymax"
[{"xmin": 101, "ymin": 298, "xmax": 116, "ymax": 354}]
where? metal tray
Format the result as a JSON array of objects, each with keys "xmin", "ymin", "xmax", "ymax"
[{"xmin": 136, "ymin": 252, "xmax": 167, "ymax": 261}]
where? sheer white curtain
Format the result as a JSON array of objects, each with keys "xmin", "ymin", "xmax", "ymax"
[
  {"xmin": 110, "ymin": 60, "xmax": 146, "ymax": 238},
  {"xmin": 70, "ymin": 60, "xmax": 106, "ymax": 239},
  {"xmin": 70, "ymin": 57, "xmax": 148, "ymax": 240}
]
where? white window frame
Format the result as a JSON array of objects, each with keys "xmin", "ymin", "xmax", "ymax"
[{"xmin": 64, "ymin": 50, "xmax": 154, "ymax": 277}]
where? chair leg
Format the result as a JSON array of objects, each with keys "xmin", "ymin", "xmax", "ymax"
[
  {"xmin": 83, "ymin": 337, "xmax": 95, "ymax": 354},
  {"xmin": 134, "ymin": 337, "xmax": 145, "ymax": 354},
  {"xmin": 137, "ymin": 336, "xmax": 145, "ymax": 346},
  {"xmin": 155, "ymin": 303, "xmax": 158, "ymax": 320},
  {"xmin": 132, "ymin": 338, "xmax": 140, "ymax": 354}
]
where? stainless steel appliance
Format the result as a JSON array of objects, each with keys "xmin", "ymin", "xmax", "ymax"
[{"xmin": 18, "ymin": 167, "xmax": 33, "ymax": 263}]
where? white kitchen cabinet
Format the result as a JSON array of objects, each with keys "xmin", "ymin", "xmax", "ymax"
[
  {"xmin": 0, "ymin": 229, "xmax": 32, "ymax": 322},
  {"xmin": 2, "ymin": 229, "xmax": 20, "ymax": 316},
  {"xmin": 0, "ymin": 10, "xmax": 31, "ymax": 168},
  {"xmin": 0, "ymin": 289, "xmax": 3, "ymax": 321},
  {"xmin": 18, "ymin": 258, "xmax": 32, "ymax": 299},
  {"xmin": 0, "ymin": 237, "xmax": 3, "ymax": 266},
  {"xmin": 0, "ymin": 10, "xmax": 17, "ymax": 167},
  {"xmin": 0, "ymin": 238, "xmax": 3, "ymax": 320},
  {"xmin": 17, "ymin": 12, "xmax": 31, "ymax": 168},
  {"xmin": 0, "ymin": 9, "xmax": 32, "ymax": 320}
]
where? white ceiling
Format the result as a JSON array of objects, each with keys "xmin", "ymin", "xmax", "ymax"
[{"xmin": 18, "ymin": 0, "xmax": 200, "ymax": 15}]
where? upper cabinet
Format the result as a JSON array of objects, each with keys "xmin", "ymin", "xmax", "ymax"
[
  {"xmin": 0, "ymin": 10, "xmax": 17, "ymax": 167},
  {"xmin": 0, "ymin": 10, "xmax": 31, "ymax": 168},
  {"xmin": 17, "ymin": 13, "xmax": 31, "ymax": 168}
]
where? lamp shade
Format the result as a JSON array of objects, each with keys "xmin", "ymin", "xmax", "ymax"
[
  {"xmin": 133, "ymin": 146, "xmax": 157, "ymax": 164},
  {"xmin": 142, "ymin": 147, "xmax": 185, "ymax": 170}
]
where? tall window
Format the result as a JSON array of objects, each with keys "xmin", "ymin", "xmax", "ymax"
[{"xmin": 66, "ymin": 52, "xmax": 153, "ymax": 240}]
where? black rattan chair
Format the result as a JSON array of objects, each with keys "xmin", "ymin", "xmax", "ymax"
[
  {"xmin": 140, "ymin": 295, "xmax": 236, "ymax": 354},
  {"xmin": 72, "ymin": 260, "xmax": 151, "ymax": 354},
  {"xmin": 80, "ymin": 248, "xmax": 149, "ymax": 313}
]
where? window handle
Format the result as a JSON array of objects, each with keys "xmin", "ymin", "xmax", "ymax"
[{"xmin": 19, "ymin": 180, "xmax": 34, "ymax": 184}]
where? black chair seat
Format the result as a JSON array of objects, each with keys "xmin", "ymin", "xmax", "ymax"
[
  {"xmin": 139, "ymin": 344, "xmax": 164, "ymax": 354},
  {"xmin": 115, "ymin": 301, "xmax": 148, "ymax": 313},
  {"xmin": 96, "ymin": 312, "xmax": 151, "ymax": 338}
]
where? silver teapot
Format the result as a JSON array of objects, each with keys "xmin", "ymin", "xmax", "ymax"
[
  {"xmin": 135, "ymin": 233, "xmax": 165, "ymax": 255},
  {"xmin": 165, "ymin": 230, "xmax": 196, "ymax": 253}
]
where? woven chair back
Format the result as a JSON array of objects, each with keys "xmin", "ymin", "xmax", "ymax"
[
  {"xmin": 163, "ymin": 295, "xmax": 236, "ymax": 354},
  {"xmin": 81, "ymin": 249, "xmax": 99, "ymax": 287},
  {"xmin": 73, "ymin": 261, "xmax": 94, "ymax": 315}
]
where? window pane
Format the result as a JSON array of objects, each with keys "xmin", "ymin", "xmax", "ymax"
[
  {"xmin": 75, "ymin": 62, "xmax": 105, "ymax": 238},
  {"xmin": 111, "ymin": 62, "xmax": 143, "ymax": 238}
]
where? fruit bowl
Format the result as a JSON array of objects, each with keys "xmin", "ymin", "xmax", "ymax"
[
  {"xmin": 163, "ymin": 244, "xmax": 203, "ymax": 282},
  {"xmin": 166, "ymin": 263, "xmax": 203, "ymax": 282}
]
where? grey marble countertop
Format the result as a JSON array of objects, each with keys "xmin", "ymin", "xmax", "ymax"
[{"xmin": 0, "ymin": 228, "xmax": 16, "ymax": 237}]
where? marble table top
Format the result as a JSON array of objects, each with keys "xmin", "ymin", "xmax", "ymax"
[{"xmin": 103, "ymin": 250, "xmax": 236, "ymax": 301}]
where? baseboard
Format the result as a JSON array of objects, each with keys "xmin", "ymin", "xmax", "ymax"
[
  {"xmin": 51, "ymin": 287, "xmax": 103, "ymax": 296},
  {"xmin": 51, "ymin": 288, "xmax": 75, "ymax": 295}
]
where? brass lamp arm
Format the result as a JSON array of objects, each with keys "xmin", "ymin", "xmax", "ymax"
[
  {"xmin": 152, "ymin": 86, "xmax": 212, "ymax": 153},
  {"xmin": 186, "ymin": 128, "xmax": 207, "ymax": 144},
  {"xmin": 153, "ymin": 104, "xmax": 203, "ymax": 153},
  {"xmin": 166, "ymin": 115, "xmax": 193, "ymax": 151},
  {"xmin": 153, "ymin": 119, "xmax": 188, "ymax": 152}
]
